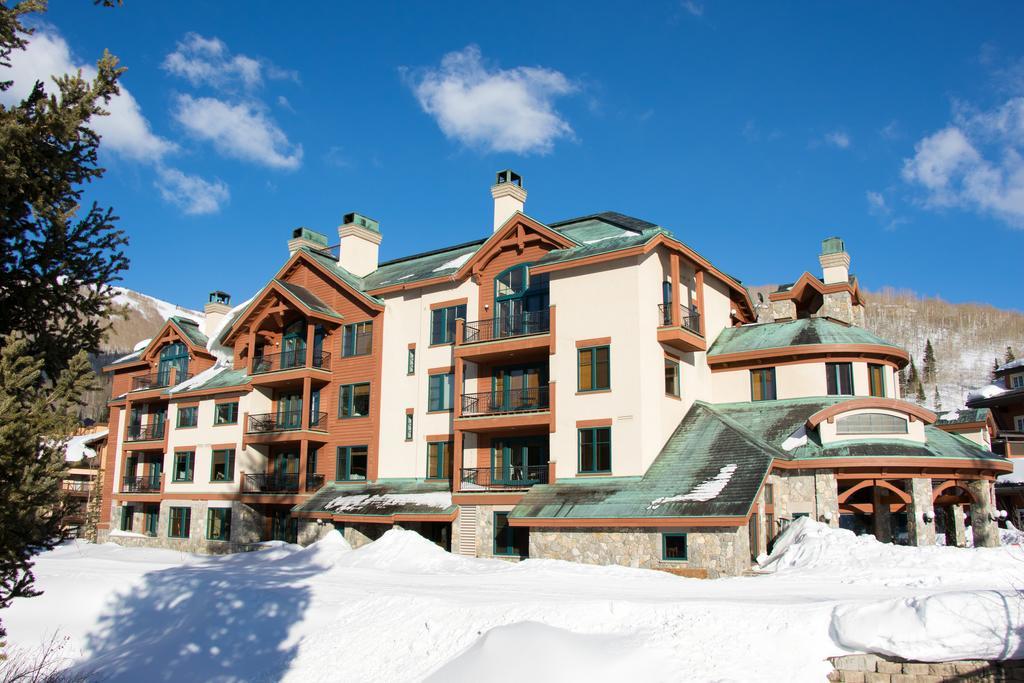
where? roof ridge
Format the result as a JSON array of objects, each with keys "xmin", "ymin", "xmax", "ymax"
[{"xmin": 692, "ymin": 400, "xmax": 794, "ymax": 461}]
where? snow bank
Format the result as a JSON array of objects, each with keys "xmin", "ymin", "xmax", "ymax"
[
  {"xmin": 968, "ymin": 384, "xmax": 1008, "ymax": 401},
  {"xmin": 426, "ymin": 621, "xmax": 673, "ymax": 683},
  {"xmin": 336, "ymin": 529, "xmax": 501, "ymax": 574},
  {"xmin": 831, "ymin": 591, "xmax": 1024, "ymax": 661},
  {"xmin": 648, "ymin": 464, "xmax": 737, "ymax": 509},
  {"xmin": 282, "ymin": 530, "xmax": 352, "ymax": 567}
]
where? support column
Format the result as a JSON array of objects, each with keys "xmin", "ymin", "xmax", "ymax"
[
  {"xmin": 300, "ymin": 376, "xmax": 312, "ymax": 430},
  {"xmin": 950, "ymin": 504, "xmax": 968, "ymax": 548},
  {"xmin": 967, "ymin": 480, "xmax": 1000, "ymax": 548},
  {"xmin": 814, "ymin": 470, "xmax": 839, "ymax": 527},
  {"xmin": 305, "ymin": 321, "xmax": 315, "ymax": 367},
  {"xmin": 695, "ymin": 269, "xmax": 706, "ymax": 336},
  {"xmin": 907, "ymin": 478, "xmax": 936, "ymax": 547},
  {"xmin": 298, "ymin": 439, "xmax": 309, "ymax": 493},
  {"xmin": 872, "ymin": 484, "xmax": 892, "ymax": 543},
  {"xmin": 452, "ymin": 430, "xmax": 464, "ymax": 493},
  {"xmin": 669, "ymin": 253, "xmax": 681, "ymax": 327}
]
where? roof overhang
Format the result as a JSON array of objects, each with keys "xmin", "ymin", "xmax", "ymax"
[
  {"xmin": 805, "ymin": 398, "xmax": 937, "ymax": 429},
  {"xmin": 769, "ymin": 271, "xmax": 864, "ymax": 307},
  {"xmin": 708, "ymin": 343, "xmax": 911, "ymax": 371}
]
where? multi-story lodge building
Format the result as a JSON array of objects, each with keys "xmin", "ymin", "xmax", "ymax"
[{"xmin": 99, "ymin": 171, "xmax": 1010, "ymax": 577}]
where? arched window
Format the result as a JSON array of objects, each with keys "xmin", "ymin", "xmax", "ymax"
[
  {"xmin": 158, "ymin": 342, "xmax": 188, "ymax": 385},
  {"xmin": 836, "ymin": 413, "xmax": 908, "ymax": 435}
]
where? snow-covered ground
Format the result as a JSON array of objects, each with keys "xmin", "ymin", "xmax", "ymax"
[{"xmin": 3, "ymin": 521, "xmax": 1024, "ymax": 682}]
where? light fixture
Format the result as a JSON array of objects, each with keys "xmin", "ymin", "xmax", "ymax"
[
  {"xmin": 819, "ymin": 512, "xmax": 833, "ymax": 523},
  {"xmin": 922, "ymin": 511, "xmax": 934, "ymax": 523}
]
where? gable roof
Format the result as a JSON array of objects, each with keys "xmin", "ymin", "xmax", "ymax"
[
  {"xmin": 708, "ymin": 318, "xmax": 903, "ymax": 357},
  {"xmin": 136, "ymin": 316, "xmax": 213, "ymax": 364}
]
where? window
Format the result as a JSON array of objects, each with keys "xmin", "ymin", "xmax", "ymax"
[
  {"xmin": 750, "ymin": 368, "xmax": 777, "ymax": 401},
  {"xmin": 836, "ymin": 413, "xmax": 909, "ymax": 435},
  {"xmin": 1011, "ymin": 374, "xmax": 1024, "ymax": 389},
  {"xmin": 493, "ymin": 512, "xmax": 529, "ymax": 557},
  {"xmin": 407, "ymin": 348, "xmax": 416, "ymax": 374},
  {"xmin": 826, "ymin": 362, "xmax": 854, "ymax": 396},
  {"xmin": 868, "ymin": 364, "xmax": 886, "ymax": 398},
  {"xmin": 428, "ymin": 373, "xmax": 455, "ymax": 412},
  {"xmin": 426, "ymin": 441, "xmax": 452, "ymax": 479},
  {"xmin": 764, "ymin": 483, "xmax": 774, "ymax": 505},
  {"xmin": 172, "ymin": 451, "xmax": 194, "ymax": 482},
  {"xmin": 177, "ymin": 406, "xmax": 198, "ymax": 428},
  {"xmin": 404, "ymin": 413, "xmax": 414, "ymax": 441},
  {"xmin": 1015, "ymin": 415, "xmax": 1024, "ymax": 432},
  {"xmin": 578, "ymin": 346, "xmax": 610, "ymax": 392},
  {"xmin": 210, "ymin": 449, "xmax": 234, "ymax": 482},
  {"xmin": 339, "ymin": 383, "xmax": 371, "ymax": 418},
  {"xmin": 207, "ymin": 507, "xmax": 231, "ymax": 541},
  {"xmin": 578, "ymin": 427, "xmax": 612, "ymax": 473},
  {"xmin": 168, "ymin": 507, "xmax": 191, "ymax": 538},
  {"xmin": 430, "ymin": 304, "xmax": 466, "ymax": 345},
  {"xmin": 662, "ymin": 533, "xmax": 688, "ymax": 561},
  {"xmin": 342, "ymin": 321, "xmax": 373, "ymax": 357},
  {"xmin": 214, "ymin": 402, "xmax": 238, "ymax": 425},
  {"xmin": 120, "ymin": 505, "xmax": 134, "ymax": 532},
  {"xmin": 665, "ymin": 358, "xmax": 680, "ymax": 397},
  {"xmin": 336, "ymin": 446, "xmax": 368, "ymax": 481}
]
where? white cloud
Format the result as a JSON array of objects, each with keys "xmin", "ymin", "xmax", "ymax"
[
  {"xmin": 154, "ymin": 166, "xmax": 229, "ymax": 215},
  {"xmin": 172, "ymin": 94, "xmax": 303, "ymax": 169},
  {"xmin": 866, "ymin": 191, "xmax": 887, "ymax": 213},
  {"xmin": 406, "ymin": 45, "xmax": 576, "ymax": 155},
  {"xmin": 162, "ymin": 33, "xmax": 294, "ymax": 89},
  {"xmin": 0, "ymin": 29, "xmax": 175, "ymax": 161},
  {"xmin": 681, "ymin": 0, "xmax": 704, "ymax": 16},
  {"xmin": 824, "ymin": 130, "xmax": 851, "ymax": 149},
  {"xmin": 902, "ymin": 97, "xmax": 1024, "ymax": 226}
]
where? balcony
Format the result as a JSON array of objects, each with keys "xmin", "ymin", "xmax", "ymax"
[
  {"xmin": 61, "ymin": 480, "xmax": 94, "ymax": 495},
  {"xmin": 994, "ymin": 432, "xmax": 1024, "ymax": 458},
  {"xmin": 246, "ymin": 410, "xmax": 328, "ymax": 434},
  {"xmin": 456, "ymin": 310, "xmax": 553, "ymax": 362},
  {"xmin": 241, "ymin": 473, "xmax": 299, "ymax": 494},
  {"xmin": 457, "ymin": 387, "xmax": 553, "ymax": 433},
  {"xmin": 251, "ymin": 349, "xmax": 331, "ymax": 375},
  {"xmin": 125, "ymin": 422, "xmax": 165, "ymax": 443},
  {"xmin": 122, "ymin": 474, "xmax": 162, "ymax": 494},
  {"xmin": 656, "ymin": 304, "xmax": 706, "ymax": 352},
  {"xmin": 460, "ymin": 465, "xmax": 549, "ymax": 491},
  {"xmin": 306, "ymin": 473, "xmax": 326, "ymax": 492}
]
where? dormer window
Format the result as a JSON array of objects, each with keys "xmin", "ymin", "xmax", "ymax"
[
  {"xmin": 836, "ymin": 413, "xmax": 908, "ymax": 435},
  {"xmin": 158, "ymin": 342, "xmax": 188, "ymax": 385}
]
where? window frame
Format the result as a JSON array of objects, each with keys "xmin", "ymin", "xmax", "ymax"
[
  {"xmin": 868, "ymin": 363, "xmax": 887, "ymax": 398},
  {"xmin": 407, "ymin": 348, "xmax": 416, "ymax": 375},
  {"xmin": 426, "ymin": 441, "xmax": 452, "ymax": 480},
  {"xmin": 662, "ymin": 532, "xmax": 688, "ymax": 562},
  {"xmin": 427, "ymin": 372, "xmax": 455, "ymax": 412},
  {"xmin": 750, "ymin": 367, "xmax": 777, "ymax": 401},
  {"xmin": 430, "ymin": 304, "xmax": 467, "ymax": 346},
  {"xmin": 577, "ymin": 345, "xmax": 611, "ymax": 392},
  {"xmin": 341, "ymin": 321, "xmax": 373, "ymax": 357},
  {"xmin": 826, "ymin": 362, "xmax": 854, "ymax": 396},
  {"xmin": 665, "ymin": 357, "xmax": 681, "ymax": 397},
  {"xmin": 214, "ymin": 402, "xmax": 238, "ymax": 425},
  {"xmin": 404, "ymin": 413, "xmax": 414, "ymax": 441},
  {"xmin": 168, "ymin": 506, "xmax": 191, "ymax": 539},
  {"xmin": 206, "ymin": 507, "xmax": 231, "ymax": 541},
  {"xmin": 492, "ymin": 511, "xmax": 527, "ymax": 558},
  {"xmin": 1011, "ymin": 374, "xmax": 1024, "ymax": 389},
  {"xmin": 172, "ymin": 451, "xmax": 195, "ymax": 482},
  {"xmin": 210, "ymin": 448, "xmax": 235, "ymax": 482},
  {"xmin": 335, "ymin": 445, "xmax": 369, "ymax": 482},
  {"xmin": 338, "ymin": 382, "xmax": 371, "ymax": 419},
  {"xmin": 836, "ymin": 412, "xmax": 909, "ymax": 435},
  {"xmin": 176, "ymin": 405, "xmax": 198, "ymax": 428},
  {"xmin": 1015, "ymin": 415, "xmax": 1024, "ymax": 432},
  {"xmin": 577, "ymin": 426, "xmax": 612, "ymax": 474}
]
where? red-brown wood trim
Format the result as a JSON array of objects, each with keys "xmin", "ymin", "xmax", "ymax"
[
  {"xmin": 173, "ymin": 445, "xmax": 197, "ymax": 453},
  {"xmin": 453, "ymin": 213, "xmax": 577, "ymax": 281},
  {"xmin": 430, "ymin": 297, "xmax": 469, "ymax": 311},
  {"xmin": 837, "ymin": 479, "xmax": 911, "ymax": 505},
  {"xmin": 214, "ymin": 396, "xmax": 241, "ymax": 405},
  {"xmin": 576, "ymin": 337, "xmax": 611, "ymax": 348},
  {"xmin": 708, "ymin": 344, "xmax": 911, "ymax": 371},
  {"xmin": 805, "ymin": 398, "xmax": 937, "ymax": 428},
  {"xmin": 576, "ymin": 418, "xmax": 613, "ymax": 428},
  {"xmin": 428, "ymin": 365, "xmax": 456, "ymax": 375},
  {"xmin": 425, "ymin": 433, "xmax": 454, "ymax": 442},
  {"xmin": 452, "ymin": 492, "xmax": 525, "ymax": 506},
  {"xmin": 771, "ymin": 457, "xmax": 1010, "ymax": 474},
  {"xmin": 931, "ymin": 479, "xmax": 977, "ymax": 503},
  {"xmin": 211, "ymin": 442, "xmax": 238, "ymax": 451}
]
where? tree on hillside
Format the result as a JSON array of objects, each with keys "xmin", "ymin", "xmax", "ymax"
[
  {"xmin": 907, "ymin": 358, "xmax": 919, "ymax": 390},
  {"xmin": 922, "ymin": 339, "xmax": 936, "ymax": 384},
  {"xmin": 933, "ymin": 386, "xmax": 942, "ymax": 412},
  {"xmin": 1007, "ymin": 346, "xmax": 1018, "ymax": 366},
  {"xmin": 993, "ymin": 358, "xmax": 1002, "ymax": 382},
  {"xmin": 915, "ymin": 381, "xmax": 926, "ymax": 405},
  {"xmin": 0, "ymin": 336, "xmax": 95, "ymax": 639},
  {"xmin": 0, "ymin": 0, "xmax": 129, "ymax": 381}
]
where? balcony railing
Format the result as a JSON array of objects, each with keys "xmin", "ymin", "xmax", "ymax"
[
  {"xmin": 251, "ymin": 349, "xmax": 331, "ymax": 375},
  {"xmin": 994, "ymin": 432, "xmax": 1024, "ymax": 458},
  {"xmin": 122, "ymin": 474, "xmax": 162, "ymax": 493},
  {"xmin": 460, "ymin": 465, "xmax": 549, "ymax": 490},
  {"xmin": 462, "ymin": 310, "xmax": 550, "ymax": 344},
  {"xmin": 657, "ymin": 304, "xmax": 701, "ymax": 334},
  {"xmin": 461, "ymin": 387, "xmax": 550, "ymax": 416},
  {"xmin": 241, "ymin": 473, "xmax": 299, "ymax": 494},
  {"xmin": 306, "ymin": 473, "xmax": 326, "ymax": 492},
  {"xmin": 132, "ymin": 373, "xmax": 169, "ymax": 391},
  {"xmin": 246, "ymin": 411, "xmax": 328, "ymax": 434},
  {"xmin": 61, "ymin": 480, "xmax": 94, "ymax": 493},
  {"xmin": 125, "ymin": 422, "xmax": 165, "ymax": 442}
]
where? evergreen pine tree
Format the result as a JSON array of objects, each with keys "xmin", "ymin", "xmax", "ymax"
[
  {"xmin": 1007, "ymin": 346, "xmax": 1018, "ymax": 366},
  {"xmin": 933, "ymin": 386, "xmax": 942, "ymax": 411},
  {"xmin": 993, "ymin": 358, "xmax": 1002, "ymax": 382},
  {"xmin": 922, "ymin": 339, "xmax": 936, "ymax": 384},
  {"xmin": 915, "ymin": 381, "xmax": 927, "ymax": 405},
  {"xmin": 907, "ymin": 358, "xmax": 919, "ymax": 388}
]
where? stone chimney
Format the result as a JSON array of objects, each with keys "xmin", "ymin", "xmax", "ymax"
[
  {"xmin": 491, "ymin": 169, "xmax": 526, "ymax": 232},
  {"xmin": 289, "ymin": 227, "xmax": 329, "ymax": 255},
  {"xmin": 203, "ymin": 291, "xmax": 232, "ymax": 338},
  {"xmin": 818, "ymin": 236, "xmax": 850, "ymax": 285},
  {"xmin": 338, "ymin": 212, "xmax": 381, "ymax": 277}
]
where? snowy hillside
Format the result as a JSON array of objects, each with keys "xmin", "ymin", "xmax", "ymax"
[{"xmin": 106, "ymin": 286, "xmax": 204, "ymax": 352}]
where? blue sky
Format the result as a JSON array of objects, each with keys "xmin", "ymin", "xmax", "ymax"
[{"xmin": 7, "ymin": 1, "xmax": 1024, "ymax": 310}]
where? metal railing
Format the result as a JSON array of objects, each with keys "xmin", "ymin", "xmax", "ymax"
[
  {"xmin": 994, "ymin": 432, "xmax": 1024, "ymax": 458},
  {"xmin": 246, "ymin": 411, "xmax": 328, "ymax": 434},
  {"xmin": 126, "ymin": 422, "xmax": 165, "ymax": 442},
  {"xmin": 251, "ymin": 349, "xmax": 331, "ymax": 374},
  {"xmin": 461, "ymin": 386, "xmax": 550, "ymax": 415},
  {"xmin": 241, "ymin": 473, "xmax": 299, "ymax": 493},
  {"xmin": 306, "ymin": 473, "xmax": 326, "ymax": 492},
  {"xmin": 657, "ymin": 304, "xmax": 701, "ymax": 334},
  {"xmin": 460, "ymin": 465, "xmax": 549, "ymax": 490},
  {"xmin": 122, "ymin": 474, "xmax": 162, "ymax": 493},
  {"xmin": 462, "ymin": 310, "xmax": 550, "ymax": 344},
  {"xmin": 61, "ymin": 480, "xmax": 94, "ymax": 493},
  {"xmin": 132, "ymin": 373, "xmax": 169, "ymax": 391}
]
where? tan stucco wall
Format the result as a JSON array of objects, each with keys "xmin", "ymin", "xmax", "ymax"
[{"xmin": 712, "ymin": 360, "xmax": 897, "ymax": 403}]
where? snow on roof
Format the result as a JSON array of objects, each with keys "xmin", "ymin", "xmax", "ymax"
[
  {"xmin": 998, "ymin": 358, "xmax": 1024, "ymax": 373},
  {"xmin": 132, "ymin": 338, "xmax": 151, "ymax": 352},
  {"xmin": 967, "ymin": 384, "xmax": 1007, "ymax": 402},
  {"xmin": 63, "ymin": 429, "xmax": 108, "ymax": 462},
  {"xmin": 431, "ymin": 252, "xmax": 472, "ymax": 273},
  {"xmin": 647, "ymin": 464, "xmax": 737, "ymax": 510},
  {"xmin": 206, "ymin": 294, "xmax": 255, "ymax": 362},
  {"xmin": 168, "ymin": 362, "xmax": 227, "ymax": 394},
  {"xmin": 325, "ymin": 491, "xmax": 453, "ymax": 513},
  {"xmin": 940, "ymin": 410, "xmax": 960, "ymax": 422}
]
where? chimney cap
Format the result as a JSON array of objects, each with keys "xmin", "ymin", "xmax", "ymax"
[
  {"xmin": 495, "ymin": 169, "xmax": 523, "ymax": 188},
  {"xmin": 208, "ymin": 291, "xmax": 231, "ymax": 305},
  {"xmin": 292, "ymin": 226, "xmax": 329, "ymax": 246},
  {"xmin": 821, "ymin": 236, "xmax": 845, "ymax": 255},
  {"xmin": 342, "ymin": 212, "xmax": 380, "ymax": 233}
]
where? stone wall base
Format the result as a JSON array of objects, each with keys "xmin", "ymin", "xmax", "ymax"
[{"xmin": 830, "ymin": 653, "xmax": 1024, "ymax": 682}]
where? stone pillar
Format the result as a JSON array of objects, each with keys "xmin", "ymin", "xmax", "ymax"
[
  {"xmin": 907, "ymin": 478, "xmax": 936, "ymax": 547},
  {"xmin": 949, "ymin": 504, "xmax": 968, "ymax": 548},
  {"xmin": 872, "ymin": 485, "xmax": 892, "ymax": 543},
  {"xmin": 967, "ymin": 480, "xmax": 1000, "ymax": 548},
  {"xmin": 814, "ymin": 470, "xmax": 839, "ymax": 527}
]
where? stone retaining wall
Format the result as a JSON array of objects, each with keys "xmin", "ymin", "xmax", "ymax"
[{"xmin": 830, "ymin": 653, "xmax": 1024, "ymax": 682}]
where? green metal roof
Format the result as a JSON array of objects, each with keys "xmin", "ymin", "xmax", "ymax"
[
  {"xmin": 935, "ymin": 408, "xmax": 991, "ymax": 426},
  {"xmin": 295, "ymin": 247, "xmax": 384, "ymax": 306},
  {"xmin": 274, "ymin": 279, "xmax": 342, "ymax": 319},
  {"xmin": 170, "ymin": 316, "xmax": 208, "ymax": 348},
  {"xmin": 708, "ymin": 318, "xmax": 900, "ymax": 356},
  {"xmin": 362, "ymin": 240, "xmax": 484, "ymax": 290},
  {"xmin": 177, "ymin": 367, "xmax": 250, "ymax": 394},
  {"xmin": 293, "ymin": 479, "xmax": 455, "ymax": 517}
]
